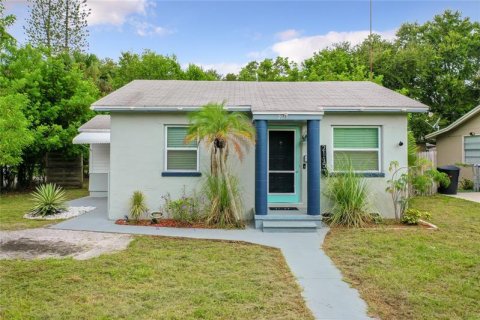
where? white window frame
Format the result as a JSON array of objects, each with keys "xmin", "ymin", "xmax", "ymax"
[
  {"xmin": 331, "ymin": 126, "xmax": 382, "ymax": 173},
  {"xmin": 164, "ymin": 125, "xmax": 199, "ymax": 172},
  {"xmin": 463, "ymin": 134, "xmax": 480, "ymax": 165}
]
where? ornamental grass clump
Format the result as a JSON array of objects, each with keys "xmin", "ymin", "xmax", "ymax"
[
  {"xmin": 325, "ymin": 162, "xmax": 372, "ymax": 227},
  {"xmin": 202, "ymin": 172, "xmax": 244, "ymax": 228},
  {"xmin": 30, "ymin": 183, "xmax": 67, "ymax": 216},
  {"xmin": 130, "ymin": 191, "xmax": 148, "ymax": 221}
]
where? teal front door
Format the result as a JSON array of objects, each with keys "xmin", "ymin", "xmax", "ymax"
[{"xmin": 267, "ymin": 127, "xmax": 300, "ymax": 203}]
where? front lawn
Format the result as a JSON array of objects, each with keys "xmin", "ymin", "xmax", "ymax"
[
  {"xmin": 324, "ymin": 195, "xmax": 480, "ymax": 319},
  {"xmin": 0, "ymin": 236, "xmax": 313, "ymax": 319},
  {"xmin": 0, "ymin": 187, "xmax": 88, "ymax": 230}
]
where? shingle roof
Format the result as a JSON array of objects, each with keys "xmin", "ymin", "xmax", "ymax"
[
  {"xmin": 92, "ymin": 80, "xmax": 429, "ymax": 113},
  {"xmin": 78, "ymin": 115, "xmax": 110, "ymax": 131}
]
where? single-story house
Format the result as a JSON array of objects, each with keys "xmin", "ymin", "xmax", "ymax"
[
  {"xmin": 74, "ymin": 80, "xmax": 428, "ymax": 228},
  {"xmin": 425, "ymin": 105, "xmax": 480, "ymax": 181}
]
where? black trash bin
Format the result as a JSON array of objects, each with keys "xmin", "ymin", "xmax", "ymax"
[{"xmin": 437, "ymin": 165, "xmax": 460, "ymax": 195}]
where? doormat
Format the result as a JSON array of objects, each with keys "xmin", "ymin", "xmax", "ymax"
[{"xmin": 269, "ymin": 207, "xmax": 299, "ymax": 211}]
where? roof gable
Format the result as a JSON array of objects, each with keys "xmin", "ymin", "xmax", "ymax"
[{"xmin": 425, "ymin": 105, "xmax": 480, "ymax": 139}]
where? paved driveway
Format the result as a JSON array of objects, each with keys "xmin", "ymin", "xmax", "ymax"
[
  {"xmin": 449, "ymin": 192, "xmax": 480, "ymax": 203},
  {"xmin": 54, "ymin": 197, "xmax": 371, "ymax": 320}
]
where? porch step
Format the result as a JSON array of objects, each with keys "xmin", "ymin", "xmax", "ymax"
[{"xmin": 262, "ymin": 221, "xmax": 318, "ymax": 233}]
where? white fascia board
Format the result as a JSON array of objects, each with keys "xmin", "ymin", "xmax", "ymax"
[
  {"xmin": 322, "ymin": 107, "xmax": 429, "ymax": 113},
  {"xmin": 91, "ymin": 105, "xmax": 252, "ymax": 112}
]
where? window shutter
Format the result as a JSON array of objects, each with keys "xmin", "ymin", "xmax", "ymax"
[
  {"xmin": 167, "ymin": 127, "xmax": 197, "ymax": 148},
  {"xmin": 334, "ymin": 128, "xmax": 379, "ymax": 149}
]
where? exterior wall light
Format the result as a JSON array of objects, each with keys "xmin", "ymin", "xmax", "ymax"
[{"xmin": 398, "ymin": 141, "xmax": 404, "ymax": 146}]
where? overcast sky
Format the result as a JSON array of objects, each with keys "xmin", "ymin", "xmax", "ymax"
[{"xmin": 5, "ymin": 0, "xmax": 480, "ymax": 74}]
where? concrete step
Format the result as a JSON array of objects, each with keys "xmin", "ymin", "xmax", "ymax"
[{"xmin": 262, "ymin": 221, "xmax": 318, "ymax": 233}]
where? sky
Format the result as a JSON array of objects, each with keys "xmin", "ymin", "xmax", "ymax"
[{"xmin": 5, "ymin": 0, "xmax": 480, "ymax": 74}]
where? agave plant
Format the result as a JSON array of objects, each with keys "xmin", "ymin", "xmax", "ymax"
[
  {"xmin": 130, "ymin": 191, "xmax": 148, "ymax": 221},
  {"xmin": 30, "ymin": 183, "xmax": 67, "ymax": 216}
]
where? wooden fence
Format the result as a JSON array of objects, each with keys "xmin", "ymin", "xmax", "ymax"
[
  {"xmin": 416, "ymin": 150, "xmax": 438, "ymax": 195},
  {"xmin": 417, "ymin": 150, "xmax": 437, "ymax": 167},
  {"xmin": 45, "ymin": 152, "xmax": 83, "ymax": 188}
]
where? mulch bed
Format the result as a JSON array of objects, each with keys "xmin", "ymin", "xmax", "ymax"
[{"xmin": 115, "ymin": 219, "xmax": 215, "ymax": 229}]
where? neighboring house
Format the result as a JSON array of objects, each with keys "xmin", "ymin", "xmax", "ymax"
[
  {"xmin": 425, "ymin": 105, "xmax": 480, "ymax": 181},
  {"xmin": 73, "ymin": 80, "xmax": 428, "ymax": 227}
]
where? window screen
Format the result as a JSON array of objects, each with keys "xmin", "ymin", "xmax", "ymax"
[
  {"xmin": 166, "ymin": 127, "xmax": 198, "ymax": 171},
  {"xmin": 333, "ymin": 127, "xmax": 380, "ymax": 172}
]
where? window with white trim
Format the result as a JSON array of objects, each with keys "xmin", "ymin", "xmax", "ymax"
[
  {"xmin": 165, "ymin": 126, "xmax": 198, "ymax": 171},
  {"xmin": 333, "ymin": 127, "xmax": 381, "ymax": 172},
  {"xmin": 464, "ymin": 135, "xmax": 480, "ymax": 164}
]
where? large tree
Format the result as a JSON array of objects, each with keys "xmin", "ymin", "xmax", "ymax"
[
  {"xmin": 1, "ymin": 45, "xmax": 99, "ymax": 187},
  {"xmin": 302, "ymin": 42, "xmax": 382, "ymax": 83},
  {"xmin": 25, "ymin": 0, "xmax": 90, "ymax": 53},
  {"xmin": 0, "ymin": 94, "xmax": 33, "ymax": 167},
  {"xmin": 0, "ymin": 0, "xmax": 15, "ymax": 48},
  {"xmin": 112, "ymin": 51, "xmax": 184, "ymax": 89},
  {"xmin": 354, "ymin": 10, "xmax": 480, "ymax": 139}
]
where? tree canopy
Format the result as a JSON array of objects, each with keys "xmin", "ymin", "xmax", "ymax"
[{"xmin": 25, "ymin": 0, "xmax": 90, "ymax": 53}]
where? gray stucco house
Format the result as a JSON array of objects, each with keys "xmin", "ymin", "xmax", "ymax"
[{"xmin": 73, "ymin": 80, "xmax": 428, "ymax": 228}]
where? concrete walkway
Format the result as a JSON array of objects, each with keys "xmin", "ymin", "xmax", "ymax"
[
  {"xmin": 448, "ymin": 192, "xmax": 480, "ymax": 203},
  {"xmin": 53, "ymin": 197, "xmax": 371, "ymax": 320}
]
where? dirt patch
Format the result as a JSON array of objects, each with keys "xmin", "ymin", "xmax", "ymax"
[
  {"xmin": 0, "ymin": 228, "xmax": 132, "ymax": 260},
  {"xmin": 1, "ymin": 238, "xmax": 83, "ymax": 256}
]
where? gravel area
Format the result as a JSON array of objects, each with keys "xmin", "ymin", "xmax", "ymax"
[
  {"xmin": 0, "ymin": 228, "xmax": 132, "ymax": 260},
  {"xmin": 24, "ymin": 206, "xmax": 96, "ymax": 220}
]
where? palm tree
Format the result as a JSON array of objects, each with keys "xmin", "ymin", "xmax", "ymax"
[{"xmin": 186, "ymin": 102, "xmax": 255, "ymax": 222}]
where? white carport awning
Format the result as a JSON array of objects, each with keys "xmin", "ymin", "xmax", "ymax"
[{"xmin": 73, "ymin": 132, "xmax": 110, "ymax": 144}]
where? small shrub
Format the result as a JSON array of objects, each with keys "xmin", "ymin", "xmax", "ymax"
[
  {"xmin": 161, "ymin": 189, "xmax": 201, "ymax": 223},
  {"xmin": 460, "ymin": 178, "xmax": 474, "ymax": 190},
  {"xmin": 371, "ymin": 212, "xmax": 384, "ymax": 224},
  {"xmin": 401, "ymin": 208, "xmax": 431, "ymax": 225},
  {"xmin": 30, "ymin": 183, "xmax": 67, "ymax": 216},
  {"xmin": 130, "ymin": 191, "xmax": 148, "ymax": 221},
  {"xmin": 324, "ymin": 161, "xmax": 372, "ymax": 227}
]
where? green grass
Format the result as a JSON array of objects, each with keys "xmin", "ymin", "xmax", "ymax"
[
  {"xmin": 0, "ymin": 186, "xmax": 88, "ymax": 230},
  {"xmin": 0, "ymin": 236, "xmax": 313, "ymax": 320},
  {"xmin": 324, "ymin": 195, "xmax": 480, "ymax": 320}
]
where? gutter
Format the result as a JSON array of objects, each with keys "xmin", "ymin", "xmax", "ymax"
[
  {"xmin": 322, "ymin": 107, "xmax": 429, "ymax": 113},
  {"xmin": 92, "ymin": 105, "xmax": 252, "ymax": 112}
]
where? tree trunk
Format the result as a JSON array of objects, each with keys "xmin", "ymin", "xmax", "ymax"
[
  {"xmin": 211, "ymin": 147, "xmax": 219, "ymax": 177},
  {"xmin": 64, "ymin": 0, "xmax": 69, "ymax": 51},
  {"xmin": 218, "ymin": 148, "xmax": 240, "ymax": 221}
]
